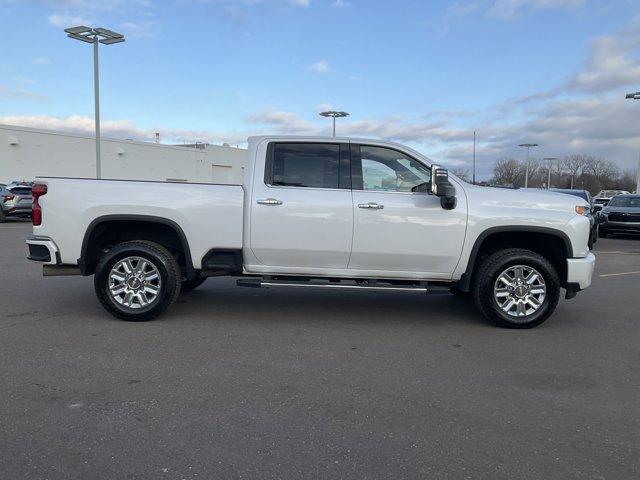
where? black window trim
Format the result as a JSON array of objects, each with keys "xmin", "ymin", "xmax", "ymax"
[
  {"xmin": 264, "ymin": 141, "xmax": 351, "ymax": 191},
  {"xmin": 351, "ymin": 143, "xmax": 432, "ymax": 193}
]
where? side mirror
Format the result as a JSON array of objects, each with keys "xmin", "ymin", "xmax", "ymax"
[{"xmin": 430, "ymin": 165, "xmax": 457, "ymax": 210}]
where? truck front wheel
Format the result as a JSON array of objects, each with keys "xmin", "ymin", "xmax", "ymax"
[
  {"xmin": 473, "ymin": 249, "xmax": 560, "ymax": 329},
  {"xmin": 94, "ymin": 241, "xmax": 181, "ymax": 321}
]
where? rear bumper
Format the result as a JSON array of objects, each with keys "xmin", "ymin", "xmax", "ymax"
[
  {"xmin": 3, "ymin": 206, "xmax": 31, "ymax": 216},
  {"xmin": 26, "ymin": 236, "xmax": 59, "ymax": 265},
  {"xmin": 566, "ymin": 253, "xmax": 596, "ymax": 290}
]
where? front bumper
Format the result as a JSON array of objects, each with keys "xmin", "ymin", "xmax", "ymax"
[
  {"xmin": 566, "ymin": 253, "xmax": 596, "ymax": 290},
  {"xmin": 26, "ymin": 236, "xmax": 59, "ymax": 265},
  {"xmin": 601, "ymin": 220, "xmax": 640, "ymax": 233}
]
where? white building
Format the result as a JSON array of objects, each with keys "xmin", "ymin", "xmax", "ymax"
[{"xmin": 0, "ymin": 124, "xmax": 246, "ymax": 185}]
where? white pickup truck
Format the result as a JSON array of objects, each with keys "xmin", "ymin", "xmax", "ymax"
[{"xmin": 26, "ymin": 136, "xmax": 595, "ymax": 328}]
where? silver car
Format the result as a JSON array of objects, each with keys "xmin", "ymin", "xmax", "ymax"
[{"xmin": 0, "ymin": 185, "xmax": 32, "ymax": 222}]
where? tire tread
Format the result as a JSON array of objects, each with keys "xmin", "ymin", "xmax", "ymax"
[
  {"xmin": 94, "ymin": 240, "xmax": 181, "ymax": 321},
  {"xmin": 473, "ymin": 248, "xmax": 560, "ymax": 329}
]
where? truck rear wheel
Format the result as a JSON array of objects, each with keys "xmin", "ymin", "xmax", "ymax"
[
  {"xmin": 94, "ymin": 241, "xmax": 181, "ymax": 321},
  {"xmin": 473, "ymin": 248, "xmax": 560, "ymax": 329}
]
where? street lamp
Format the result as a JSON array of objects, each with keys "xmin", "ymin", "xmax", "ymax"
[
  {"xmin": 625, "ymin": 92, "xmax": 640, "ymax": 193},
  {"xmin": 543, "ymin": 157, "xmax": 557, "ymax": 189},
  {"xmin": 472, "ymin": 130, "xmax": 477, "ymax": 185},
  {"xmin": 65, "ymin": 26, "xmax": 125, "ymax": 179},
  {"xmin": 319, "ymin": 111, "xmax": 349, "ymax": 137},
  {"xmin": 518, "ymin": 143, "xmax": 538, "ymax": 188}
]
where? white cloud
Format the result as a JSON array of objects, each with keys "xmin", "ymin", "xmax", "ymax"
[
  {"xmin": 489, "ymin": 0, "xmax": 585, "ymax": 19},
  {"xmin": 120, "ymin": 20, "xmax": 155, "ymax": 39},
  {"xmin": 289, "ymin": 0, "xmax": 310, "ymax": 5},
  {"xmin": 0, "ymin": 85, "xmax": 48, "ymax": 102},
  {"xmin": 568, "ymin": 24, "xmax": 640, "ymax": 93},
  {"xmin": 39, "ymin": 0, "xmax": 155, "ymax": 36},
  {"xmin": 248, "ymin": 109, "xmax": 316, "ymax": 132},
  {"xmin": 309, "ymin": 60, "xmax": 330, "ymax": 74},
  {"xmin": 331, "ymin": 0, "xmax": 350, "ymax": 7},
  {"xmin": 32, "ymin": 57, "xmax": 51, "ymax": 65},
  {"xmin": 447, "ymin": 0, "xmax": 585, "ymax": 21},
  {"xmin": 48, "ymin": 13, "xmax": 92, "ymax": 28},
  {"xmin": 0, "ymin": 114, "xmax": 250, "ymax": 146}
]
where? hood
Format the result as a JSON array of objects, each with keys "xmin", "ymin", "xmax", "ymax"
[
  {"xmin": 463, "ymin": 185, "xmax": 587, "ymax": 214},
  {"xmin": 602, "ymin": 206, "xmax": 640, "ymax": 214}
]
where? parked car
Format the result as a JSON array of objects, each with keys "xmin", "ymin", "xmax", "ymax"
[
  {"xmin": 593, "ymin": 190, "xmax": 630, "ymax": 214},
  {"xmin": 25, "ymin": 136, "xmax": 595, "ymax": 328},
  {"xmin": 550, "ymin": 189, "xmax": 598, "ymax": 249},
  {"xmin": 0, "ymin": 184, "xmax": 32, "ymax": 222},
  {"xmin": 599, "ymin": 194, "xmax": 640, "ymax": 237}
]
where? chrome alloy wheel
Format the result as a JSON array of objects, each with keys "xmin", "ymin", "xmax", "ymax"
[
  {"xmin": 108, "ymin": 256, "xmax": 162, "ymax": 309},
  {"xmin": 493, "ymin": 265, "xmax": 546, "ymax": 317}
]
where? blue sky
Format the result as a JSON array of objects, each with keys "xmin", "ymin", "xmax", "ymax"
[{"xmin": 2, "ymin": 0, "xmax": 640, "ymax": 177}]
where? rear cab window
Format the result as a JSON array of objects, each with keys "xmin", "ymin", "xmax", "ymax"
[
  {"xmin": 265, "ymin": 142, "xmax": 350, "ymax": 189},
  {"xmin": 9, "ymin": 187, "xmax": 32, "ymax": 196}
]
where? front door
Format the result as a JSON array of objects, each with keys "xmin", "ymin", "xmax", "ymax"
[
  {"xmin": 348, "ymin": 144, "xmax": 467, "ymax": 277},
  {"xmin": 249, "ymin": 142, "xmax": 353, "ymax": 269}
]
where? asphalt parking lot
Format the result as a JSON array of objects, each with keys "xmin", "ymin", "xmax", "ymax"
[{"xmin": 1, "ymin": 219, "xmax": 639, "ymax": 480}]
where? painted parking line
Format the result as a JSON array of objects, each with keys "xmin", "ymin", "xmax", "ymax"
[
  {"xmin": 600, "ymin": 270, "xmax": 640, "ymax": 278},
  {"xmin": 595, "ymin": 251, "xmax": 640, "ymax": 255}
]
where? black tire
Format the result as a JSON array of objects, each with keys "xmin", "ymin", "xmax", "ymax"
[
  {"xmin": 598, "ymin": 228, "xmax": 608, "ymax": 238},
  {"xmin": 0, "ymin": 209, "xmax": 6, "ymax": 223},
  {"xmin": 180, "ymin": 276, "xmax": 207, "ymax": 293},
  {"xmin": 94, "ymin": 240, "xmax": 181, "ymax": 321},
  {"xmin": 473, "ymin": 248, "xmax": 560, "ymax": 329}
]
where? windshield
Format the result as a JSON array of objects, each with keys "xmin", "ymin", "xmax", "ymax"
[
  {"xmin": 9, "ymin": 187, "xmax": 32, "ymax": 195},
  {"xmin": 608, "ymin": 196, "xmax": 640, "ymax": 208}
]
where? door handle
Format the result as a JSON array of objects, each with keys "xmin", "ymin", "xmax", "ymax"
[
  {"xmin": 358, "ymin": 202, "xmax": 384, "ymax": 210},
  {"xmin": 257, "ymin": 198, "xmax": 283, "ymax": 205}
]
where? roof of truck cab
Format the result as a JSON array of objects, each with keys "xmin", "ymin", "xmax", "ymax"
[{"xmin": 247, "ymin": 135, "xmax": 435, "ymax": 162}]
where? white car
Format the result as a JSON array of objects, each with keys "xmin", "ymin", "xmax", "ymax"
[{"xmin": 26, "ymin": 136, "xmax": 595, "ymax": 328}]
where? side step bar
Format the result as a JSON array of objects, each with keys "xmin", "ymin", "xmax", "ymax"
[{"xmin": 237, "ymin": 278, "xmax": 451, "ymax": 294}]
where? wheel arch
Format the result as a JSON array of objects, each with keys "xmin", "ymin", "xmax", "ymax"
[
  {"xmin": 79, "ymin": 214, "xmax": 195, "ymax": 279},
  {"xmin": 457, "ymin": 226, "xmax": 572, "ymax": 292}
]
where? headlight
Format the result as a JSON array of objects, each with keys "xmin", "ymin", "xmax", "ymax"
[{"xmin": 575, "ymin": 205, "xmax": 589, "ymax": 216}]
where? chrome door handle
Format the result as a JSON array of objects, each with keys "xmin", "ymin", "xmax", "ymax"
[
  {"xmin": 358, "ymin": 202, "xmax": 384, "ymax": 210},
  {"xmin": 257, "ymin": 198, "xmax": 283, "ymax": 205}
]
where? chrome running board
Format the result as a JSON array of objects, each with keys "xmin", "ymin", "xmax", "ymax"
[{"xmin": 236, "ymin": 277, "xmax": 439, "ymax": 293}]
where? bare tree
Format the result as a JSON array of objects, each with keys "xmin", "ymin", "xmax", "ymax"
[
  {"xmin": 583, "ymin": 156, "xmax": 619, "ymax": 189},
  {"xmin": 562, "ymin": 155, "xmax": 586, "ymax": 189},
  {"xmin": 451, "ymin": 167, "xmax": 471, "ymax": 182},
  {"xmin": 492, "ymin": 158, "xmax": 523, "ymax": 187},
  {"xmin": 618, "ymin": 169, "xmax": 638, "ymax": 193}
]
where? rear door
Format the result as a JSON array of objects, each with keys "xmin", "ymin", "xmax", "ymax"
[{"xmin": 249, "ymin": 142, "xmax": 353, "ymax": 269}]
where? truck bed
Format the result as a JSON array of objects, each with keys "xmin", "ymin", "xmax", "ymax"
[{"xmin": 33, "ymin": 177, "xmax": 244, "ymax": 269}]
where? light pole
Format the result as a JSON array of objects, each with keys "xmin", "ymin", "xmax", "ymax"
[
  {"xmin": 319, "ymin": 111, "xmax": 349, "ymax": 137},
  {"xmin": 473, "ymin": 130, "xmax": 476, "ymax": 185},
  {"xmin": 543, "ymin": 157, "xmax": 557, "ymax": 189},
  {"xmin": 519, "ymin": 143, "xmax": 538, "ymax": 188},
  {"xmin": 65, "ymin": 26, "xmax": 125, "ymax": 179},
  {"xmin": 625, "ymin": 91, "xmax": 640, "ymax": 193}
]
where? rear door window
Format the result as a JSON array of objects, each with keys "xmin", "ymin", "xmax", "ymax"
[{"xmin": 268, "ymin": 143, "xmax": 340, "ymax": 189}]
